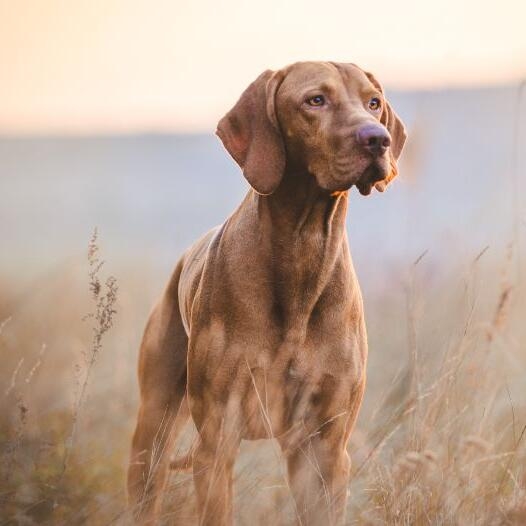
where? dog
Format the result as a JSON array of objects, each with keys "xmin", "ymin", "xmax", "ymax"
[{"xmin": 127, "ymin": 61, "xmax": 406, "ymax": 525}]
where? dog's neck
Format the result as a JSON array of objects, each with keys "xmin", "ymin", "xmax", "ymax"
[
  {"xmin": 248, "ymin": 170, "xmax": 350, "ymax": 336},
  {"xmin": 257, "ymin": 170, "xmax": 349, "ymax": 238}
]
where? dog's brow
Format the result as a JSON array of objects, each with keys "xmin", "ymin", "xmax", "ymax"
[{"xmin": 302, "ymin": 82, "xmax": 336, "ymax": 95}]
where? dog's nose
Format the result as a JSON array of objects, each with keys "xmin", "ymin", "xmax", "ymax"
[{"xmin": 356, "ymin": 124, "xmax": 391, "ymax": 156}]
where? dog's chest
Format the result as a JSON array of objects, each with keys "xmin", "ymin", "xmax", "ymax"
[{"xmin": 237, "ymin": 330, "xmax": 365, "ymax": 441}]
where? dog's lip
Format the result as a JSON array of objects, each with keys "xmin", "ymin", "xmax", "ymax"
[
  {"xmin": 356, "ymin": 162, "xmax": 388, "ymax": 195},
  {"xmin": 374, "ymin": 180, "xmax": 387, "ymax": 192},
  {"xmin": 356, "ymin": 181, "xmax": 373, "ymax": 195}
]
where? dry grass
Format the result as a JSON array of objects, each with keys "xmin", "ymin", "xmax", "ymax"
[{"xmin": 1, "ymin": 234, "xmax": 525, "ymax": 525}]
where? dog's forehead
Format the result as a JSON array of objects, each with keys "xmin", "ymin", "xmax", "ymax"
[
  {"xmin": 278, "ymin": 61, "xmax": 373, "ymax": 95},
  {"xmin": 332, "ymin": 62, "xmax": 372, "ymax": 86}
]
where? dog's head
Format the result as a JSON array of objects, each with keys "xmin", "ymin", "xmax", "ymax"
[{"xmin": 216, "ymin": 61, "xmax": 406, "ymax": 196}]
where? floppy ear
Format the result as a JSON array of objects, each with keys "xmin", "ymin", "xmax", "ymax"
[
  {"xmin": 216, "ymin": 70, "xmax": 286, "ymax": 195},
  {"xmin": 364, "ymin": 70, "xmax": 407, "ymax": 190}
]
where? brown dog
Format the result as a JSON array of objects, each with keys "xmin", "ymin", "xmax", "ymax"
[{"xmin": 127, "ymin": 61, "xmax": 406, "ymax": 525}]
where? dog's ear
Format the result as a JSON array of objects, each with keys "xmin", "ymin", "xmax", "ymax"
[
  {"xmin": 216, "ymin": 70, "xmax": 286, "ymax": 195},
  {"xmin": 363, "ymin": 70, "xmax": 407, "ymax": 191}
]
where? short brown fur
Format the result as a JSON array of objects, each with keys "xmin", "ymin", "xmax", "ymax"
[{"xmin": 128, "ymin": 61, "xmax": 406, "ymax": 525}]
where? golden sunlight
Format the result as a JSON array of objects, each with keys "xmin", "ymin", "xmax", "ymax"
[{"xmin": 0, "ymin": 0, "xmax": 525, "ymax": 134}]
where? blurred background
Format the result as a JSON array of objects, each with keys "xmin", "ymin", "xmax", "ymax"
[{"xmin": 1, "ymin": 1, "xmax": 526, "ymax": 524}]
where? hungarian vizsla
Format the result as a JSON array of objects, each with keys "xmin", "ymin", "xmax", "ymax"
[{"xmin": 128, "ymin": 61, "xmax": 406, "ymax": 525}]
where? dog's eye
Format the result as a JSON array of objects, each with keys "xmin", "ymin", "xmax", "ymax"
[
  {"xmin": 306, "ymin": 95, "xmax": 325, "ymax": 107},
  {"xmin": 368, "ymin": 97, "xmax": 382, "ymax": 112}
]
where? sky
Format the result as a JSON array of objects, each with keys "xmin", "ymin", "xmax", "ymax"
[{"xmin": 1, "ymin": 0, "xmax": 525, "ymax": 134}]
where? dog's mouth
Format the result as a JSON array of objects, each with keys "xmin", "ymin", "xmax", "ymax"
[{"xmin": 355, "ymin": 163, "xmax": 389, "ymax": 196}]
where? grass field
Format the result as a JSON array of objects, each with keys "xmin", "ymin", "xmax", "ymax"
[{"xmin": 1, "ymin": 230, "xmax": 525, "ymax": 525}]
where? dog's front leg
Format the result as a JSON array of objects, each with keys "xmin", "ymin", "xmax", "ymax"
[
  {"xmin": 192, "ymin": 436, "xmax": 238, "ymax": 526},
  {"xmin": 190, "ymin": 397, "xmax": 242, "ymax": 526},
  {"xmin": 285, "ymin": 434, "xmax": 351, "ymax": 526},
  {"xmin": 283, "ymin": 378, "xmax": 366, "ymax": 526}
]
